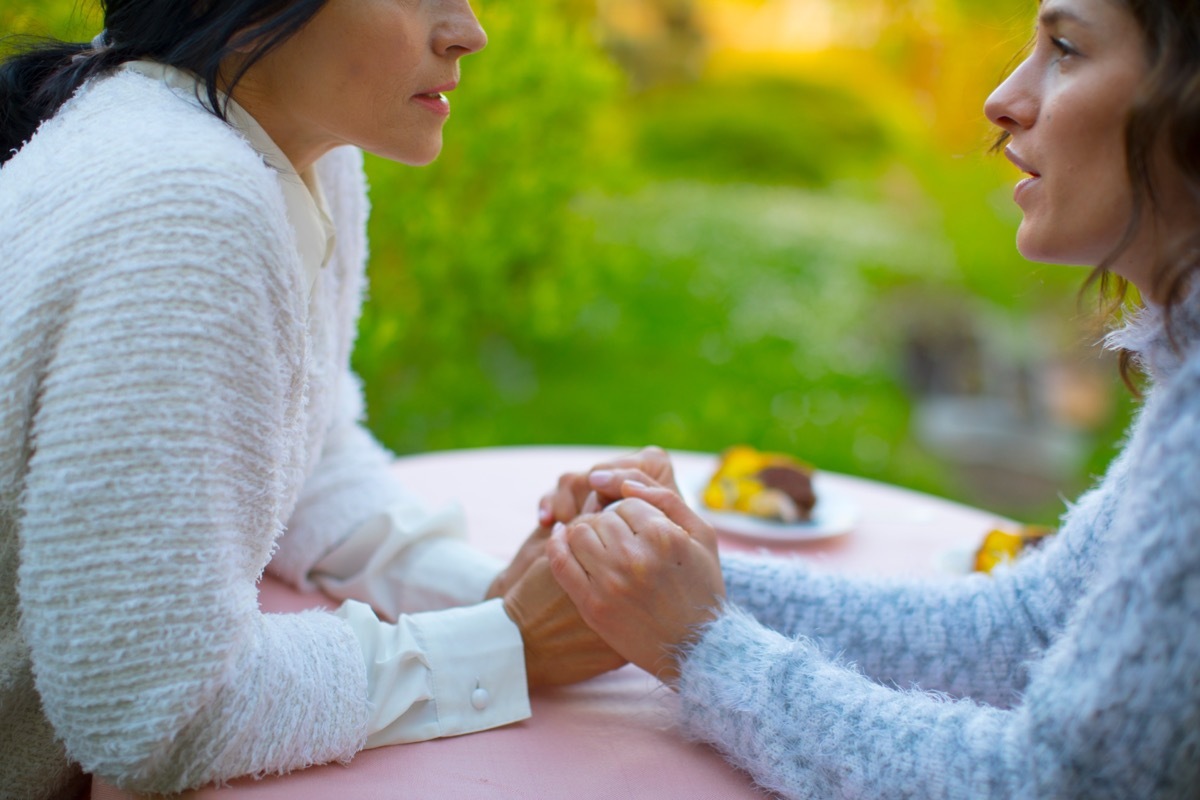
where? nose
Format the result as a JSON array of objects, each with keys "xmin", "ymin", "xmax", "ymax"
[
  {"xmin": 434, "ymin": 0, "xmax": 488, "ymax": 58},
  {"xmin": 984, "ymin": 55, "xmax": 1037, "ymax": 136}
]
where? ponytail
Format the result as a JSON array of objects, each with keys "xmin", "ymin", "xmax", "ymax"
[
  {"xmin": 0, "ymin": 36, "xmax": 129, "ymax": 166},
  {"xmin": 0, "ymin": 0, "xmax": 333, "ymax": 168}
]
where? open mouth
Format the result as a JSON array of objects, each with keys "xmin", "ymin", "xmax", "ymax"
[
  {"xmin": 1004, "ymin": 147, "xmax": 1040, "ymax": 178},
  {"xmin": 412, "ymin": 91, "xmax": 451, "ymax": 115}
]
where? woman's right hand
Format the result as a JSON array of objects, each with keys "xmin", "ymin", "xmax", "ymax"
[
  {"xmin": 502, "ymin": 556, "xmax": 627, "ymax": 688},
  {"xmin": 536, "ymin": 446, "xmax": 680, "ymax": 529},
  {"xmin": 547, "ymin": 480, "xmax": 725, "ymax": 686}
]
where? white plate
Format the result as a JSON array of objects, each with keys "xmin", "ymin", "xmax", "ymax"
[
  {"xmin": 686, "ymin": 472, "xmax": 858, "ymax": 542},
  {"xmin": 932, "ymin": 546, "xmax": 976, "ymax": 575}
]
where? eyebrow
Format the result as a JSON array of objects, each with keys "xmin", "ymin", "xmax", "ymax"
[{"xmin": 1038, "ymin": 6, "xmax": 1092, "ymax": 27}]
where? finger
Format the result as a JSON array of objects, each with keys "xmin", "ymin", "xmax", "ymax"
[
  {"xmin": 563, "ymin": 516, "xmax": 630, "ymax": 584},
  {"xmin": 588, "ymin": 467, "xmax": 664, "ymax": 498},
  {"xmin": 537, "ymin": 494, "xmax": 555, "ymax": 528},
  {"xmin": 633, "ymin": 445, "xmax": 671, "ymax": 474},
  {"xmin": 549, "ymin": 473, "xmax": 586, "ymax": 524},
  {"xmin": 586, "ymin": 448, "xmax": 659, "ymax": 481},
  {"xmin": 621, "ymin": 480, "xmax": 717, "ymax": 551},
  {"xmin": 607, "ymin": 497, "xmax": 689, "ymax": 561},
  {"xmin": 588, "ymin": 503, "xmax": 672, "ymax": 583},
  {"xmin": 547, "ymin": 523, "xmax": 594, "ymax": 600},
  {"xmin": 581, "ymin": 490, "xmax": 601, "ymax": 514}
]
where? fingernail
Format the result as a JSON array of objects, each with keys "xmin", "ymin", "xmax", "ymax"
[
  {"xmin": 552, "ymin": 521, "xmax": 566, "ymax": 536},
  {"xmin": 624, "ymin": 479, "xmax": 647, "ymax": 490},
  {"xmin": 590, "ymin": 470, "xmax": 616, "ymax": 486}
]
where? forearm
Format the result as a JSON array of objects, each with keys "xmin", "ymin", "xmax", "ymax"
[
  {"xmin": 272, "ymin": 408, "xmax": 411, "ymax": 589},
  {"xmin": 721, "ymin": 553, "xmax": 1056, "ymax": 704},
  {"xmin": 312, "ymin": 512, "xmax": 503, "ymax": 618},
  {"xmin": 677, "ymin": 607, "xmax": 1024, "ymax": 800},
  {"xmin": 111, "ymin": 613, "xmax": 370, "ymax": 792}
]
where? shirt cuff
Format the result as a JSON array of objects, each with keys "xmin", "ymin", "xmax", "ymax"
[
  {"xmin": 313, "ymin": 503, "xmax": 503, "ymax": 619},
  {"xmin": 337, "ymin": 599, "xmax": 530, "ymax": 748}
]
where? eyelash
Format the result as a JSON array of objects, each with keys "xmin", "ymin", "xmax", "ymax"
[{"xmin": 1050, "ymin": 36, "xmax": 1078, "ymax": 59}]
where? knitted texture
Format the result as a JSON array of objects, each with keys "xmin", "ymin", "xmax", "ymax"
[
  {"xmin": 679, "ymin": 286, "xmax": 1200, "ymax": 799},
  {"xmin": 0, "ymin": 69, "xmax": 403, "ymax": 796}
]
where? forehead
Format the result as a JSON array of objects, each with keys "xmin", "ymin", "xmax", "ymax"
[{"xmin": 1038, "ymin": 0, "xmax": 1126, "ymax": 26}]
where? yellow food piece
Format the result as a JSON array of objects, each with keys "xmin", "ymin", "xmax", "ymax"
[
  {"xmin": 973, "ymin": 525, "xmax": 1056, "ymax": 573},
  {"xmin": 702, "ymin": 445, "xmax": 814, "ymax": 521}
]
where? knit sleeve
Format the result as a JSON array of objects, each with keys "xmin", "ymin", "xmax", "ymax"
[
  {"xmin": 266, "ymin": 145, "xmax": 485, "ymax": 594},
  {"xmin": 15, "ymin": 163, "xmax": 370, "ymax": 793},
  {"xmin": 679, "ymin": 365, "xmax": 1200, "ymax": 799},
  {"xmin": 266, "ymin": 368, "xmax": 440, "ymax": 588},
  {"xmin": 682, "ymin": 539, "xmax": 1197, "ymax": 799},
  {"xmin": 717, "ymin": 462, "xmax": 1115, "ymax": 706},
  {"xmin": 718, "ymin": 537, "xmax": 1075, "ymax": 706}
]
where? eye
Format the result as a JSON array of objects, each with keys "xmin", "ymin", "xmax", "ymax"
[{"xmin": 1050, "ymin": 36, "xmax": 1079, "ymax": 59}]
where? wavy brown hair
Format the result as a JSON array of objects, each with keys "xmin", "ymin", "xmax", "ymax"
[
  {"xmin": 1106, "ymin": 0, "xmax": 1200, "ymax": 385},
  {"xmin": 994, "ymin": 0, "xmax": 1200, "ymax": 389}
]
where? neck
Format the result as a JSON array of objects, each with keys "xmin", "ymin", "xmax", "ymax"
[{"xmin": 218, "ymin": 58, "xmax": 334, "ymax": 174}]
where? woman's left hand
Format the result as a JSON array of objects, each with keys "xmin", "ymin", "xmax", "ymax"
[
  {"xmin": 547, "ymin": 480, "xmax": 725, "ymax": 686},
  {"xmin": 536, "ymin": 446, "xmax": 680, "ymax": 529},
  {"xmin": 486, "ymin": 492, "xmax": 609, "ymax": 600}
]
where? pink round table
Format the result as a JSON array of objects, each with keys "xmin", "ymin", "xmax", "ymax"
[{"xmin": 92, "ymin": 445, "xmax": 1004, "ymax": 800}]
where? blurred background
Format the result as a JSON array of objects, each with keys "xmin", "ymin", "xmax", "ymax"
[{"xmin": 5, "ymin": 0, "xmax": 1135, "ymax": 525}]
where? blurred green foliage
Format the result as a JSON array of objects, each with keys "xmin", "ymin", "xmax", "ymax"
[
  {"xmin": 633, "ymin": 76, "xmax": 892, "ymax": 186},
  {"xmin": 353, "ymin": 0, "xmax": 628, "ymax": 452},
  {"xmin": 3, "ymin": 0, "xmax": 1132, "ymax": 524}
]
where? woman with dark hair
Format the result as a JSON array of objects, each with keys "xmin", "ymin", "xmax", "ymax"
[
  {"xmin": 0, "ymin": 2, "xmax": 621, "ymax": 797},
  {"xmin": 533, "ymin": 0, "xmax": 1200, "ymax": 796}
]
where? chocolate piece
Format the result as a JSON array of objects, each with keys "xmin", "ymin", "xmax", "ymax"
[{"xmin": 758, "ymin": 465, "xmax": 816, "ymax": 519}]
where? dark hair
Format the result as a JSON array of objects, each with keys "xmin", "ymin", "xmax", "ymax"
[
  {"xmin": 1106, "ymin": 0, "xmax": 1200, "ymax": 386},
  {"xmin": 0, "ymin": 0, "xmax": 331, "ymax": 166}
]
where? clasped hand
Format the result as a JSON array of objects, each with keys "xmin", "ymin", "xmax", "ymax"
[{"xmin": 489, "ymin": 447, "xmax": 725, "ymax": 689}]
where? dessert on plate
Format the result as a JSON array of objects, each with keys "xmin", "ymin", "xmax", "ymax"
[{"xmin": 702, "ymin": 445, "xmax": 817, "ymax": 524}]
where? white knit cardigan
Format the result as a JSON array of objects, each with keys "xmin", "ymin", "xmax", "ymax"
[{"xmin": 0, "ymin": 68, "xmax": 422, "ymax": 796}]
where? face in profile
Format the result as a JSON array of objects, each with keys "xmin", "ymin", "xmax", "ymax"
[
  {"xmin": 984, "ymin": 0, "xmax": 1149, "ymax": 271},
  {"xmin": 236, "ymin": 0, "xmax": 488, "ymax": 168}
]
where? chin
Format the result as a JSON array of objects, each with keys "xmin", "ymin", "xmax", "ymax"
[
  {"xmin": 1016, "ymin": 226, "xmax": 1091, "ymax": 267},
  {"xmin": 1015, "ymin": 227, "xmax": 1050, "ymax": 263},
  {"xmin": 361, "ymin": 137, "xmax": 443, "ymax": 166},
  {"xmin": 395, "ymin": 137, "xmax": 445, "ymax": 167},
  {"xmin": 400, "ymin": 150, "xmax": 441, "ymax": 167}
]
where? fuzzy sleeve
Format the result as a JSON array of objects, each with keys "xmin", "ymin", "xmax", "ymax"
[
  {"xmin": 716, "ymin": 456, "xmax": 1118, "ymax": 706},
  {"xmin": 15, "ymin": 162, "xmax": 370, "ymax": 794},
  {"xmin": 679, "ymin": 363, "xmax": 1200, "ymax": 799},
  {"xmin": 265, "ymin": 147, "xmax": 497, "ymax": 603},
  {"xmin": 717, "ymin": 535, "xmax": 1077, "ymax": 706}
]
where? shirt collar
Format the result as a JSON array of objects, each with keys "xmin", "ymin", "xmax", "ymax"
[{"xmin": 122, "ymin": 60, "xmax": 336, "ymax": 300}]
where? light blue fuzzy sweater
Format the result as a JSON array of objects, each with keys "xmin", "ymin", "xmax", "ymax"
[{"xmin": 677, "ymin": 286, "xmax": 1200, "ymax": 798}]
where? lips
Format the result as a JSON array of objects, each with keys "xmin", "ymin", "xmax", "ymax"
[
  {"xmin": 1004, "ymin": 147, "xmax": 1040, "ymax": 178},
  {"xmin": 416, "ymin": 81, "xmax": 458, "ymax": 99},
  {"xmin": 412, "ymin": 81, "xmax": 456, "ymax": 116}
]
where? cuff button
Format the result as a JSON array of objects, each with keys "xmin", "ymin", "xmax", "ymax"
[{"xmin": 471, "ymin": 687, "xmax": 490, "ymax": 711}]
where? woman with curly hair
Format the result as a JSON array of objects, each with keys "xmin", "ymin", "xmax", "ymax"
[{"xmin": 539, "ymin": 0, "xmax": 1200, "ymax": 796}]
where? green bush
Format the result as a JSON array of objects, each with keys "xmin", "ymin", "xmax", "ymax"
[
  {"xmin": 632, "ymin": 76, "xmax": 892, "ymax": 187},
  {"xmin": 352, "ymin": 1, "xmax": 628, "ymax": 452}
]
